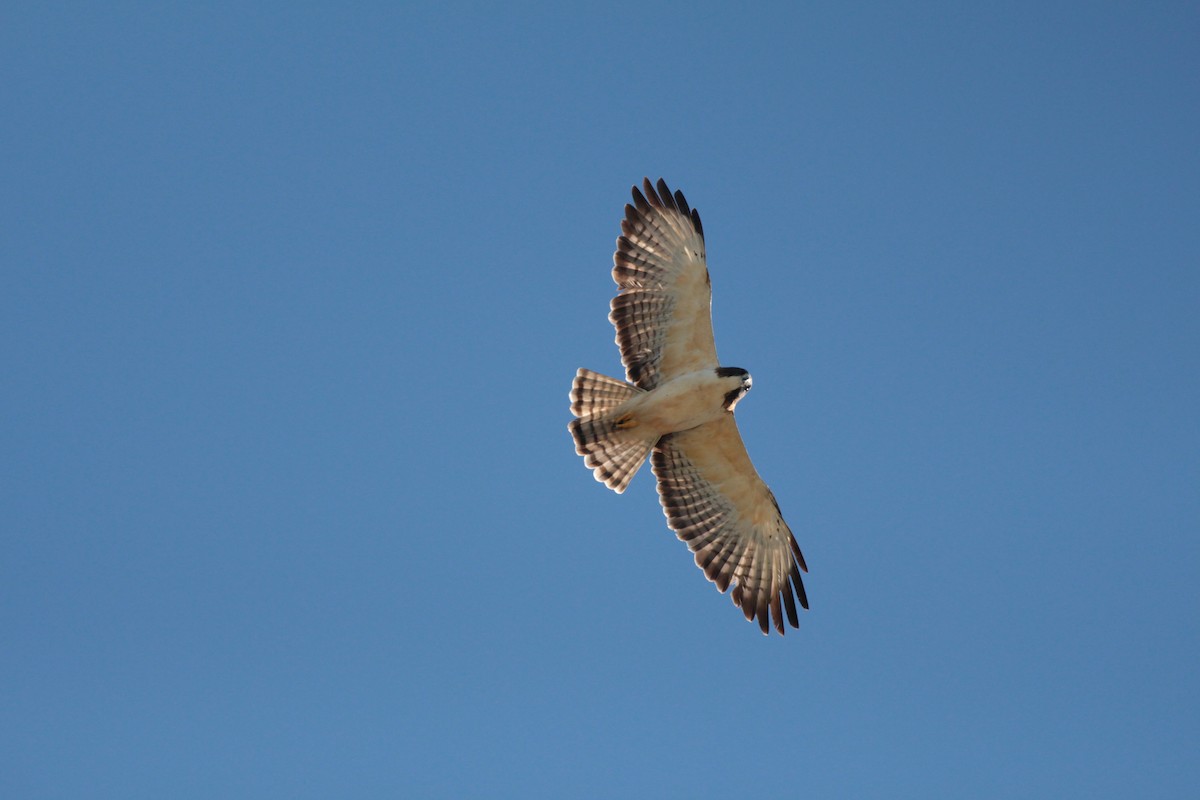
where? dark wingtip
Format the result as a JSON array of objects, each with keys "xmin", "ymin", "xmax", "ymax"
[
  {"xmin": 791, "ymin": 563, "xmax": 810, "ymax": 610},
  {"xmin": 630, "ymin": 184, "xmax": 650, "ymax": 213},
  {"xmin": 771, "ymin": 594, "xmax": 785, "ymax": 635},
  {"xmin": 629, "ymin": 178, "xmax": 704, "ymax": 240},
  {"xmin": 641, "ymin": 177, "xmax": 658, "ymax": 206},
  {"xmin": 655, "ymin": 178, "xmax": 673, "ymax": 208},
  {"xmin": 783, "ymin": 581, "xmax": 799, "ymax": 628},
  {"xmin": 791, "ymin": 535, "xmax": 808, "ymax": 573}
]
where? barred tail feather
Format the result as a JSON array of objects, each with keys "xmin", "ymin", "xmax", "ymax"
[
  {"xmin": 569, "ymin": 417, "xmax": 654, "ymax": 493},
  {"xmin": 568, "ymin": 369, "xmax": 653, "ymax": 493},
  {"xmin": 569, "ymin": 368, "xmax": 639, "ymax": 418}
]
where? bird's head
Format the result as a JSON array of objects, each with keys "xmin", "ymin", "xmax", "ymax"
[{"xmin": 716, "ymin": 366, "xmax": 752, "ymax": 411}]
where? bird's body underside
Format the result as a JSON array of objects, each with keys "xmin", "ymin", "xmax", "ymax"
[{"xmin": 568, "ymin": 178, "xmax": 808, "ymax": 635}]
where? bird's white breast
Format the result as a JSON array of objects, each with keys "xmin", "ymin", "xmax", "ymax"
[{"xmin": 623, "ymin": 370, "xmax": 735, "ymax": 437}]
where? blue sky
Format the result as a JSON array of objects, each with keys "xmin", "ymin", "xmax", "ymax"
[{"xmin": 3, "ymin": 2, "xmax": 1198, "ymax": 797}]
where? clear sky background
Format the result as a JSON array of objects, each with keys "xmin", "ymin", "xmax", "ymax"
[{"xmin": 3, "ymin": 2, "xmax": 1198, "ymax": 797}]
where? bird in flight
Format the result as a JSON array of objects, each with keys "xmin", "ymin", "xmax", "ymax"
[{"xmin": 568, "ymin": 178, "xmax": 808, "ymax": 635}]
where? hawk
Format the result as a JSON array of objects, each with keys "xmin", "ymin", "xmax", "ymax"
[{"xmin": 568, "ymin": 178, "xmax": 809, "ymax": 635}]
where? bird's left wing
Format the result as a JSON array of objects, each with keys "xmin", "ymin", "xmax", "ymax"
[
  {"xmin": 610, "ymin": 178, "xmax": 717, "ymax": 390},
  {"xmin": 651, "ymin": 415, "xmax": 808, "ymax": 634}
]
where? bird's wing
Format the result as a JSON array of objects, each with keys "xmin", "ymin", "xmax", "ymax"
[
  {"xmin": 610, "ymin": 178, "xmax": 717, "ymax": 390},
  {"xmin": 651, "ymin": 415, "xmax": 808, "ymax": 635}
]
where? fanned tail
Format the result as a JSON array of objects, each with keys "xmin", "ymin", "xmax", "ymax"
[
  {"xmin": 568, "ymin": 369, "xmax": 654, "ymax": 493},
  {"xmin": 570, "ymin": 368, "xmax": 638, "ymax": 418}
]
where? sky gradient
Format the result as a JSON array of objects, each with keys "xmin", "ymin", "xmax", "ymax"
[{"xmin": 3, "ymin": 2, "xmax": 1198, "ymax": 797}]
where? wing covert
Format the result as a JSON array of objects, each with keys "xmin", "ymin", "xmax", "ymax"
[
  {"xmin": 610, "ymin": 178, "xmax": 717, "ymax": 390},
  {"xmin": 651, "ymin": 415, "xmax": 808, "ymax": 634}
]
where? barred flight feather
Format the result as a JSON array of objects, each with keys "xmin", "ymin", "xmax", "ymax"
[
  {"xmin": 610, "ymin": 178, "xmax": 715, "ymax": 389},
  {"xmin": 651, "ymin": 419, "xmax": 808, "ymax": 635}
]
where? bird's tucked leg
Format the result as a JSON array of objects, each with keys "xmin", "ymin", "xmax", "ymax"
[{"xmin": 614, "ymin": 412, "xmax": 639, "ymax": 430}]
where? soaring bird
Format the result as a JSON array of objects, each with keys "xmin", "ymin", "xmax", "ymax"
[{"xmin": 568, "ymin": 178, "xmax": 808, "ymax": 635}]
